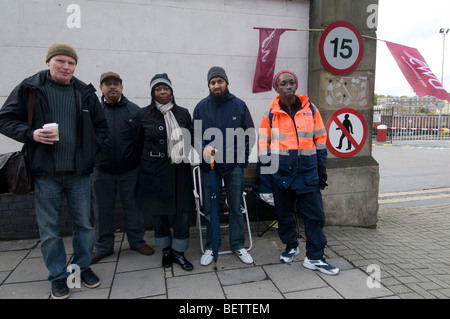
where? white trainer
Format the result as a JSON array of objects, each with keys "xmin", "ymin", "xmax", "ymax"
[
  {"xmin": 234, "ymin": 248, "xmax": 254, "ymax": 264},
  {"xmin": 303, "ymin": 257, "xmax": 340, "ymax": 275},
  {"xmin": 200, "ymin": 249, "xmax": 214, "ymax": 266},
  {"xmin": 280, "ymin": 247, "xmax": 300, "ymax": 263}
]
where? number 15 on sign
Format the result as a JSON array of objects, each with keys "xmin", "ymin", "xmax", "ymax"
[{"xmin": 319, "ymin": 21, "xmax": 364, "ymax": 75}]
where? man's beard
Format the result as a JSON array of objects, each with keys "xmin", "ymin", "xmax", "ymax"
[{"xmin": 209, "ymin": 88, "xmax": 230, "ymax": 105}]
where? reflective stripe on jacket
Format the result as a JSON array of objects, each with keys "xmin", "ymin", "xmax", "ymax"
[{"xmin": 258, "ymin": 94, "xmax": 327, "ymax": 193}]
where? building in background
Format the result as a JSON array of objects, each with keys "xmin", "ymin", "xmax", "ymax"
[{"xmin": 377, "ymin": 95, "xmax": 449, "ymax": 115}]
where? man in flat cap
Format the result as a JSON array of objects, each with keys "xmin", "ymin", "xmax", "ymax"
[
  {"xmin": 191, "ymin": 66, "xmax": 255, "ymax": 266},
  {"xmin": 91, "ymin": 72, "xmax": 154, "ymax": 265},
  {"xmin": 0, "ymin": 42, "xmax": 108, "ymax": 298}
]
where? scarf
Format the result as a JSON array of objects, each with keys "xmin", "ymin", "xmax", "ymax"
[{"xmin": 155, "ymin": 100, "xmax": 185, "ymax": 163}]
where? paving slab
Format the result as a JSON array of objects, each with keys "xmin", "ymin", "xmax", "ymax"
[
  {"xmin": 263, "ymin": 262, "xmax": 328, "ymax": 293},
  {"xmin": 167, "ymin": 272, "xmax": 224, "ymax": 299},
  {"xmin": 217, "ymin": 266, "xmax": 267, "ymax": 286},
  {"xmin": 5, "ymin": 257, "xmax": 47, "ymax": 283},
  {"xmin": 223, "ymin": 280, "xmax": 284, "ymax": 299},
  {"xmin": 115, "ymin": 249, "xmax": 161, "ymax": 273},
  {"xmin": 0, "ymin": 239, "xmax": 38, "ymax": 252},
  {"xmin": 0, "ymin": 281, "xmax": 50, "ymax": 299},
  {"xmin": 318, "ymin": 268, "xmax": 395, "ymax": 299},
  {"xmin": 110, "ymin": 268, "xmax": 165, "ymax": 299},
  {"xmin": 284, "ymin": 287, "xmax": 343, "ymax": 299},
  {"xmin": 0, "ymin": 250, "xmax": 28, "ymax": 272}
]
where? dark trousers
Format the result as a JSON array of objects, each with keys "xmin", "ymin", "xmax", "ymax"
[
  {"xmin": 92, "ymin": 167, "xmax": 146, "ymax": 254},
  {"xmin": 152, "ymin": 213, "xmax": 191, "ymax": 252},
  {"xmin": 271, "ymin": 180, "xmax": 327, "ymax": 260}
]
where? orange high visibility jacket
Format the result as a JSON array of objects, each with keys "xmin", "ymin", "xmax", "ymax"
[{"xmin": 258, "ymin": 95, "xmax": 327, "ymax": 193}]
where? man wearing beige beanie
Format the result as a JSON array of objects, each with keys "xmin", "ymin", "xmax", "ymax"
[{"xmin": 0, "ymin": 42, "xmax": 108, "ymax": 299}]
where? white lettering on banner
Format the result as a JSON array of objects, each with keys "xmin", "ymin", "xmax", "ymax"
[
  {"xmin": 261, "ymin": 30, "xmax": 276, "ymax": 63},
  {"xmin": 66, "ymin": 4, "xmax": 81, "ymax": 29},
  {"xmin": 403, "ymin": 50, "xmax": 445, "ymax": 90}
]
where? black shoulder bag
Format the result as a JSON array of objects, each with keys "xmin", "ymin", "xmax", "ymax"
[{"xmin": 0, "ymin": 90, "xmax": 34, "ymax": 195}]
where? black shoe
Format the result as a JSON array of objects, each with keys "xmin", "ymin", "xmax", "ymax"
[
  {"xmin": 51, "ymin": 278, "xmax": 70, "ymax": 299},
  {"xmin": 80, "ymin": 268, "xmax": 101, "ymax": 288},
  {"xmin": 162, "ymin": 247, "xmax": 172, "ymax": 268},
  {"xmin": 172, "ymin": 251, "xmax": 193, "ymax": 271}
]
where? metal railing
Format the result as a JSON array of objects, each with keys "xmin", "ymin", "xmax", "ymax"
[
  {"xmin": 390, "ymin": 115, "xmax": 450, "ymax": 141},
  {"xmin": 373, "ymin": 114, "xmax": 450, "ymax": 142}
]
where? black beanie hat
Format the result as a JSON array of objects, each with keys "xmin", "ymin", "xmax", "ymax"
[
  {"xmin": 150, "ymin": 73, "xmax": 173, "ymax": 95},
  {"xmin": 207, "ymin": 66, "xmax": 229, "ymax": 85}
]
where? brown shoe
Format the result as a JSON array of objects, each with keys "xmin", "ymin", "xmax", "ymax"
[
  {"xmin": 90, "ymin": 252, "xmax": 112, "ymax": 265},
  {"xmin": 135, "ymin": 245, "xmax": 155, "ymax": 256}
]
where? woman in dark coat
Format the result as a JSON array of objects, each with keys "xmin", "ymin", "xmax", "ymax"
[{"xmin": 136, "ymin": 73, "xmax": 195, "ymax": 271}]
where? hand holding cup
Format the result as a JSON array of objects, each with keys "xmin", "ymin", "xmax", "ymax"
[{"xmin": 34, "ymin": 123, "xmax": 59, "ymax": 144}]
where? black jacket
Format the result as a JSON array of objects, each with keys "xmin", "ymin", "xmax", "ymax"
[
  {"xmin": 136, "ymin": 104, "xmax": 194, "ymax": 216},
  {"xmin": 95, "ymin": 95, "xmax": 141, "ymax": 174},
  {"xmin": 0, "ymin": 70, "xmax": 108, "ymax": 176}
]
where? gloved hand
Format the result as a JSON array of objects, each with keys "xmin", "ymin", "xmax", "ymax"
[{"xmin": 318, "ymin": 166, "xmax": 328, "ymax": 190}]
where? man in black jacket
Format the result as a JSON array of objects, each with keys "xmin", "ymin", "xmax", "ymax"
[
  {"xmin": 91, "ymin": 72, "xmax": 154, "ymax": 265},
  {"xmin": 0, "ymin": 43, "xmax": 108, "ymax": 299}
]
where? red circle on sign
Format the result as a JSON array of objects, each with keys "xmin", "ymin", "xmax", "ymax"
[
  {"xmin": 325, "ymin": 108, "xmax": 367, "ymax": 158},
  {"xmin": 319, "ymin": 21, "xmax": 364, "ymax": 75}
]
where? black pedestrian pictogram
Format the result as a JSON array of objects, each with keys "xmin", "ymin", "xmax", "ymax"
[
  {"xmin": 325, "ymin": 108, "xmax": 367, "ymax": 158},
  {"xmin": 336, "ymin": 114, "xmax": 353, "ymax": 150}
]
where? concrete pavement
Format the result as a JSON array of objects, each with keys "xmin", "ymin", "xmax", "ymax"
[{"xmin": 1, "ymin": 198, "xmax": 449, "ymax": 299}]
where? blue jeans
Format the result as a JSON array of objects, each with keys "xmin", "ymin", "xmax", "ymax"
[
  {"xmin": 34, "ymin": 173, "xmax": 94, "ymax": 282},
  {"xmin": 271, "ymin": 179, "xmax": 327, "ymax": 260},
  {"xmin": 201, "ymin": 166, "xmax": 245, "ymax": 251}
]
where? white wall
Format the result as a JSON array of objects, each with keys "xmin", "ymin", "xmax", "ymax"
[{"xmin": 0, "ymin": 0, "xmax": 310, "ymax": 158}]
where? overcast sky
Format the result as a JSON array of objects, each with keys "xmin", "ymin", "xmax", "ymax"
[{"xmin": 374, "ymin": 0, "xmax": 450, "ymax": 97}]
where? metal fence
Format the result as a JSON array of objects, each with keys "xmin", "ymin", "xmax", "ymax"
[{"xmin": 373, "ymin": 109, "xmax": 450, "ymax": 142}]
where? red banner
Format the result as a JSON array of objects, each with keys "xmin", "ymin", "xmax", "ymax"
[
  {"xmin": 252, "ymin": 28, "xmax": 295, "ymax": 93},
  {"xmin": 386, "ymin": 41, "xmax": 450, "ymax": 101}
]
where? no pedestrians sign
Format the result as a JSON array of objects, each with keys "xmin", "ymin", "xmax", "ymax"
[{"xmin": 325, "ymin": 108, "xmax": 367, "ymax": 158}]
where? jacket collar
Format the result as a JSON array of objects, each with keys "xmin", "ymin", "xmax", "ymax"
[
  {"xmin": 101, "ymin": 94, "xmax": 128, "ymax": 107},
  {"xmin": 22, "ymin": 70, "xmax": 95, "ymax": 96},
  {"xmin": 270, "ymin": 94, "xmax": 310, "ymax": 114},
  {"xmin": 207, "ymin": 92, "xmax": 235, "ymax": 105}
]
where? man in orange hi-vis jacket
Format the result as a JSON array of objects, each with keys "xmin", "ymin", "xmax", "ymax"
[{"xmin": 258, "ymin": 70, "xmax": 339, "ymax": 275}]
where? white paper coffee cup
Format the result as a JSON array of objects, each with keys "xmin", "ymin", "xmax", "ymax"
[{"xmin": 43, "ymin": 123, "xmax": 59, "ymax": 141}]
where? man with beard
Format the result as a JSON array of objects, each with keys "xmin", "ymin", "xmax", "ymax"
[
  {"xmin": 191, "ymin": 66, "xmax": 255, "ymax": 266},
  {"xmin": 91, "ymin": 72, "xmax": 154, "ymax": 265}
]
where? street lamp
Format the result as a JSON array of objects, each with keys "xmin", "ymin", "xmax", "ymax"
[
  {"xmin": 438, "ymin": 28, "xmax": 449, "ymax": 130},
  {"xmin": 439, "ymin": 28, "xmax": 449, "ymax": 85}
]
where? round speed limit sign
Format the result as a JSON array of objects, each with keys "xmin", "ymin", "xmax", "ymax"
[{"xmin": 319, "ymin": 21, "xmax": 364, "ymax": 75}]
